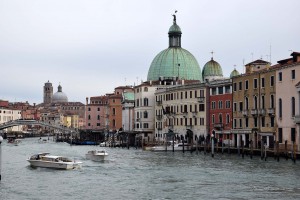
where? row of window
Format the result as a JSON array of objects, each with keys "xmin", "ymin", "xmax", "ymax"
[
  {"xmin": 278, "ymin": 128, "xmax": 296, "ymax": 143},
  {"xmin": 160, "ymin": 117, "xmax": 206, "ymax": 126},
  {"xmin": 211, "ymin": 114, "xmax": 231, "ymax": 124},
  {"xmin": 211, "ymin": 100, "xmax": 231, "ymax": 109},
  {"xmin": 157, "ymin": 104, "xmax": 205, "ymax": 115},
  {"xmin": 233, "ymin": 116, "xmax": 275, "ymax": 128},
  {"xmin": 233, "ymin": 76, "xmax": 274, "ymax": 92},
  {"xmin": 233, "ymin": 94, "xmax": 275, "ymax": 112},
  {"xmin": 233, "ymin": 69, "xmax": 296, "ymax": 92},
  {"xmin": 156, "ymin": 90, "xmax": 205, "ymax": 102},
  {"xmin": 278, "ymin": 97, "xmax": 296, "ymax": 118},
  {"xmin": 135, "ymin": 123, "xmax": 149, "ymax": 129}
]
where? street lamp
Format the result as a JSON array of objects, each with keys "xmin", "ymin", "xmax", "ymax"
[{"xmin": 0, "ymin": 135, "xmax": 3, "ymax": 181}]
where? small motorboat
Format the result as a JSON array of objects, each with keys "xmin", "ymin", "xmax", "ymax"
[
  {"xmin": 27, "ymin": 153, "xmax": 82, "ymax": 169},
  {"xmin": 151, "ymin": 141, "xmax": 191, "ymax": 152},
  {"xmin": 86, "ymin": 150, "xmax": 108, "ymax": 161}
]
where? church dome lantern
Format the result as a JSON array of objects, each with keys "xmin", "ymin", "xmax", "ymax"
[
  {"xmin": 147, "ymin": 13, "xmax": 202, "ymax": 82},
  {"xmin": 52, "ymin": 84, "xmax": 68, "ymax": 103}
]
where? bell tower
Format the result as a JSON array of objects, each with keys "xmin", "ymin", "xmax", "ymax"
[{"xmin": 43, "ymin": 80, "xmax": 53, "ymax": 104}]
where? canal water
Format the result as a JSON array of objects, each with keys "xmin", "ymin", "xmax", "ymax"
[{"xmin": 0, "ymin": 137, "xmax": 299, "ymax": 200}]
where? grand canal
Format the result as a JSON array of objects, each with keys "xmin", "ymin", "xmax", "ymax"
[{"xmin": 0, "ymin": 137, "xmax": 299, "ymax": 200}]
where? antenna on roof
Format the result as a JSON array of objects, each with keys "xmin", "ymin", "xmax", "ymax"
[{"xmin": 270, "ymin": 45, "xmax": 272, "ymax": 64}]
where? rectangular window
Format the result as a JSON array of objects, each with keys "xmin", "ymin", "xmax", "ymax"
[
  {"xmin": 245, "ymin": 118, "xmax": 249, "ymax": 128},
  {"xmin": 212, "ymin": 88, "xmax": 217, "ymax": 95},
  {"xmin": 233, "ymin": 82, "xmax": 237, "ymax": 92},
  {"xmin": 261, "ymin": 77, "xmax": 265, "ymax": 88},
  {"xmin": 225, "ymin": 100, "xmax": 231, "ymax": 109},
  {"xmin": 291, "ymin": 128, "xmax": 296, "ymax": 142},
  {"xmin": 233, "ymin": 119, "xmax": 237, "ymax": 128},
  {"xmin": 211, "ymin": 102, "xmax": 216, "ymax": 109},
  {"xmin": 218, "ymin": 101, "xmax": 223, "ymax": 109},
  {"xmin": 225, "ymin": 85, "xmax": 231, "ymax": 93},
  {"xmin": 270, "ymin": 116, "xmax": 274, "ymax": 127},
  {"xmin": 278, "ymin": 72, "xmax": 282, "ymax": 81},
  {"xmin": 291, "ymin": 70, "xmax": 295, "ymax": 80},
  {"xmin": 254, "ymin": 78, "xmax": 258, "ymax": 89},
  {"xmin": 233, "ymin": 102, "xmax": 237, "ymax": 112},
  {"xmin": 190, "ymin": 91, "xmax": 193, "ymax": 98},
  {"xmin": 199, "ymin": 104, "xmax": 205, "ymax": 112},
  {"xmin": 270, "ymin": 76, "xmax": 274, "ymax": 86},
  {"xmin": 254, "ymin": 117, "xmax": 258, "ymax": 127},
  {"xmin": 239, "ymin": 102, "xmax": 243, "ymax": 112},
  {"xmin": 245, "ymin": 80, "xmax": 249, "ymax": 90},
  {"xmin": 278, "ymin": 128, "xmax": 282, "ymax": 143},
  {"xmin": 239, "ymin": 119, "xmax": 242, "ymax": 128},
  {"xmin": 218, "ymin": 87, "xmax": 223, "ymax": 94},
  {"xmin": 239, "ymin": 81, "xmax": 242, "ymax": 90},
  {"xmin": 261, "ymin": 117, "xmax": 265, "ymax": 127}
]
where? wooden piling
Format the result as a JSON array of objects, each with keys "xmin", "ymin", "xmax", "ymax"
[
  {"xmin": 250, "ymin": 140, "xmax": 253, "ymax": 159},
  {"xmin": 285, "ymin": 140, "xmax": 288, "ymax": 160},
  {"xmin": 241, "ymin": 140, "xmax": 244, "ymax": 158}
]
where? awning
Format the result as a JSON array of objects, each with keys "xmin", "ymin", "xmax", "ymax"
[
  {"xmin": 231, "ymin": 129, "xmax": 252, "ymax": 134},
  {"xmin": 258, "ymin": 132, "xmax": 275, "ymax": 136}
]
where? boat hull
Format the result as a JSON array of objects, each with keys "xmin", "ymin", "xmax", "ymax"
[{"xmin": 27, "ymin": 160, "xmax": 81, "ymax": 169}]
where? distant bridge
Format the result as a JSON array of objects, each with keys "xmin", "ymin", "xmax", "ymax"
[{"xmin": 0, "ymin": 119, "xmax": 79, "ymax": 134}]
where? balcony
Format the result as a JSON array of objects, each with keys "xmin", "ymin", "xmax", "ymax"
[
  {"xmin": 197, "ymin": 97, "xmax": 205, "ymax": 103},
  {"xmin": 192, "ymin": 111, "xmax": 198, "ymax": 118},
  {"xmin": 267, "ymin": 108, "xmax": 275, "ymax": 115},
  {"xmin": 294, "ymin": 115, "xmax": 300, "ymax": 124},
  {"xmin": 214, "ymin": 123, "xmax": 223, "ymax": 129},
  {"xmin": 136, "ymin": 118, "xmax": 140, "ymax": 122},
  {"xmin": 186, "ymin": 125, "xmax": 193, "ymax": 130},
  {"xmin": 242, "ymin": 110, "xmax": 248, "ymax": 116},
  {"xmin": 259, "ymin": 109, "xmax": 266, "ymax": 116},
  {"xmin": 156, "ymin": 115, "xmax": 162, "ymax": 121},
  {"xmin": 251, "ymin": 109, "xmax": 258, "ymax": 115},
  {"xmin": 157, "ymin": 127, "xmax": 162, "ymax": 130},
  {"xmin": 156, "ymin": 100, "xmax": 162, "ymax": 106}
]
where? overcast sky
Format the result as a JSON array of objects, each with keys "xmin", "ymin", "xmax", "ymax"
[{"xmin": 1, "ymin": 0, "xmax": 299, "ymax": 104}]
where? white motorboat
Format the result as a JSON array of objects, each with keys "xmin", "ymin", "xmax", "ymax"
[
  {"xmin": 86, "ymin": 150, "xmax": 108, "ymax": 161},
  {"xmin": 151, "ymin": 142, "xmax": 191, "ymax": 152},
  {"xmin": 27, "ymin": 153, "xmax": 82, "ymax": 169}
]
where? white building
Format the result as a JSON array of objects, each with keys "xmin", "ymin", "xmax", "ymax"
[{"xmin": 0, "ymin": 107, "xmax": 22, "ymax": 132}]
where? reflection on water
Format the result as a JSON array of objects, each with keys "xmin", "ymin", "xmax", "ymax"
[{"xmin": 0, "ymin": 137, "xmax": 300, "ymax": 200}]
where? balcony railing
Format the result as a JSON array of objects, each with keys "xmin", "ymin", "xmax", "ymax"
[
  {"xmin": 197, "ymin": 97, "xmax": 205, "ymax": 103},
  {"xmin": 186, "ymin": 125, "xmax": 193, "ymax": 130},
  {"xmin": 156, "ymin": 100, "xmax": 162, "ymax": 106},
  {"xmin": 242, "ymin": 110, "xmax": 248, "ymax": 116},
  {"xmin": 214, "ymin": 123, "xmax": 223, "ymax": 128},
  {"xmin": 267, "ymin": 108, "xmax": 275, "ymax": 115},
  {"xmin": 259, "ymin": 109, "xmax": 266, "ymax": 116},
  {"xmin": 294, "ymin": 115, "xmax": 300, "ymax": 124},
  {"xmin": 156, "ymin": 115, "xmax": 162, "ymax": 120},
  {"xmin": 251, "ymin": 109, "xmax": 258, "ymax": 115}
]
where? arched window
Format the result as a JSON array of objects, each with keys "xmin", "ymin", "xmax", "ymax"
[
  {"xmin": 97, "ymin": 115, "xmax": 100, "ymax": 120},
  {"xmin": 212, "ymin": 114, "xmax": 215, "ymax": 124},
  {"xmin": 226, "ymin": 114, "xmax": 230, "ymax": 124},
  {"xmin": 88, "ymin": 115, "xmax": 91, "ymax": 120},
  {"xmin": 254, "ymin": 96, "xmax": 258, "ymax": 109},
  {"xmin": 219, "ymin": 113, "xmax": 222, "ymax": 123},
  {"xmin": 144, "ymin": 87, "xmax": 148, "ymax": 92},
  {"xmin": 279, "ymin": 98, "xmax": 282, "ymax": 118}
]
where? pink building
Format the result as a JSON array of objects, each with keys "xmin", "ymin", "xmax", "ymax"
[{"xmin": 276, "ymin": 52, "xmax": 300, "ymax": 151}]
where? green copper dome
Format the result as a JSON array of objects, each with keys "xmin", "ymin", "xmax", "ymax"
[
  {"xmin": 202, "ymin": 58, "xmax": 223, "ymax": 80},
  {"xmin": 230, "ymin": 68, "xmax": 240, "ymax": 78},
  {"xmin": 168, "ymin": 24, "xmax": 182, "ymax": 34},
  {"xmin": 147, "ymin": 48, "xmax": 202, "ymax": 81},
  {"xmin": 147, "ymin": 14, "xmax": 202, "ymax": 81}
]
